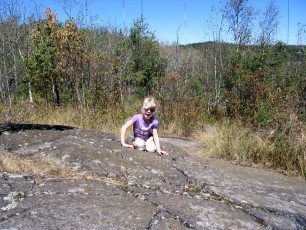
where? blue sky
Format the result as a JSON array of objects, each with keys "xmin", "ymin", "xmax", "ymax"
[{"xmin": 24, "ymin": 0, "xmax": 306, "ymax": 45}]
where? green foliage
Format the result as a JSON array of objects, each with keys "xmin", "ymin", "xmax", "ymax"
[
  {"xmin": 223, "ymin": 50, "xmax": 270, "ymax": 123},
  {"xmin": 254, "ymin": 102, "xmax": 272, "ymax": 127},
  {"xmin": 128, "ymin": 17, "xmax": 167, "ymax": 97},
  {"xmin": 223, "ymin": 43, "xmax": 306, "ymax": 128},
  {"xmin": 26, "ymin": 8, "xmax": 61, "ymax": 104},
  {"xmin": 26, "ymin": 8, "xmax": 89, "ymax": 105}
]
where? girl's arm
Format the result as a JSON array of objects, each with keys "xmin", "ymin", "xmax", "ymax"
[
  {"xmin": 120, "ymin": 119, "xmax": 134, "ymax": 148},
  {"xmin": 152, "ymin": 128, "xmax": 168, "ymax": 155}
]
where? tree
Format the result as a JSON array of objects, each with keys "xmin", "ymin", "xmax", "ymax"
[
  {"xmin": 26, "ymin": 8, "xmax": 89, "ymax": 105},
  {"xmin": 27, "ymin": 8, "xmax": 61, "ymax": 104},
  {"xmin": 0, "ymin": 0, "xmax": 30, "ymax": 106},
  {"xmin": 128, "ymin": 17, "xmax": 167, "ymax": 97},
  {"xmin": 224, "ymin": 0, "xmax": 254, "ymax": 50},
  {"xmin": 258, "ymin": 0, "xmax": 279, "ymax": 48},
  {"xmin": 56, "ymin": 19, "xmax": 89, "ymax": 105}
]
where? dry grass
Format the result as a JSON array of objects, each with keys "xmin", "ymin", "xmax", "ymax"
[
  {"xmin": 30, "ymin": 107, "xmax": 126, "ymax": 135},
  {"xmin": 0, "ymin": 151, "xmax": 80, "ymax": 182},
  {"xmin": 0, "ymin": 150, "xmax": 124, "ymax": 186},
  {"xmin": 0, "ymin": 101, "xmax": 135, "ymax": 135},
  {"xmin": 197, "ymin": 120, "xmax": 270, "ymax": 162},
  {"xmin": 159, "ymin": 120, "xmax": 186, "ymax": 137},
  {"xmin": 197, "ymin": 119, "xmax": 306, "ymax": 178},
  {"xmin": 0, "ymin": 100, "xmax": 185, "ymax": 137}
]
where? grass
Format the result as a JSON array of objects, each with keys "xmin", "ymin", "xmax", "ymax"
[
  {"xmin": 0, "ymin": 150, "xmax": 125, "ymax": 186},
  {"xmin": 197, "ymin": 119, "xmax": 306, "ymax": 178},
  {"xmin": 0, "ymin": 151, "xmax": 82, "ymax": 183},
  {"xmin": 0, "ymin": 99, "xmax": 195, "ymax": 137},
  {"xmin": 197, "ymin": 120, "xmax": 271, "ymax": 163},
  {"xmin": 0, "ymin": 100, "xmax": 134, "ymax": 135}
]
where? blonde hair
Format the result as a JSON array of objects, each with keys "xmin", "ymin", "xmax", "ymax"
[{"xmin": 142, "ymin": 97, "xmax": 156, "ymax": 110}]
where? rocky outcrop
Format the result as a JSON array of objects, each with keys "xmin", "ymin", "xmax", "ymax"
[{"xmin": 1, "ymin": 123, "xmax": 306, "ymax": 229}]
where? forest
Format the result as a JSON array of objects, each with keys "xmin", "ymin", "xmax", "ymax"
[{"xmin": 0, "ymin": 0, "xmax": 305, "ymax": 178}]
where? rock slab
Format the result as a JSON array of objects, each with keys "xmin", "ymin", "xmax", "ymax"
[{"xmin": 0, "ymin": 123, "xmax": 306, "ymax": 229}]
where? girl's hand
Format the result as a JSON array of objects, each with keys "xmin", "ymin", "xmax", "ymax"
[
  {"xmin": 157, "ymin": 150, "xmax": 168, "ymax": 156},
  {"xmin": 122, "ymin": 143, "xmax": 134, "ymax": 149}
]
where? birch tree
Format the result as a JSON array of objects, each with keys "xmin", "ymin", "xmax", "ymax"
[
  {"xmin": 224, "ymin": 0, "xmax": 254, "ymax": 50},
  {"xmin": 258, "ymin": 0, "xmax": 279, "ymax": 48},
  {"xmin": 0, "ymin": 0, "xmax": 30, "ymax": 106}
]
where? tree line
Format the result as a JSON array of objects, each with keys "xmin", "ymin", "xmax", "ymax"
[{"xmin": 0, "ymin": 0, "xmax": 305, "ymax": 132}]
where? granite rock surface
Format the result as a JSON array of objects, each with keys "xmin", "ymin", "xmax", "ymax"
[{"xmin": 0, "ymin": 123, "xmax": 306, "ymax": 229}]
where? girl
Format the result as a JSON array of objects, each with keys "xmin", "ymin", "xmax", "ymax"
[{"xmin": 120, "ymin": 97, "xmax": 168, "ymax": 155}]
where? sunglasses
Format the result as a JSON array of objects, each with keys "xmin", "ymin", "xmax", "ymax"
[{"xmin": 144, "ymin": 107, "xmax": 155, "ymax": 113}]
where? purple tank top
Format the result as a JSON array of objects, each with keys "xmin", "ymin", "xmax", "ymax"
[{"xmin": 132, "ymin": 114, "xmax": 159, "ymax": 140}]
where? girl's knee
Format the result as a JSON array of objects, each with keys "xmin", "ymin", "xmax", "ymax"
[
  {"xmin": 146, "ymin": 145, "xmax": 156, "ymax": 152},
  {"xmin": 133, "ymin": 138, "xmax": 146, "ymax": 151},
  {"xmin": 145, "ymin": 139, "xmax": 157, "ymax": 152}
]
